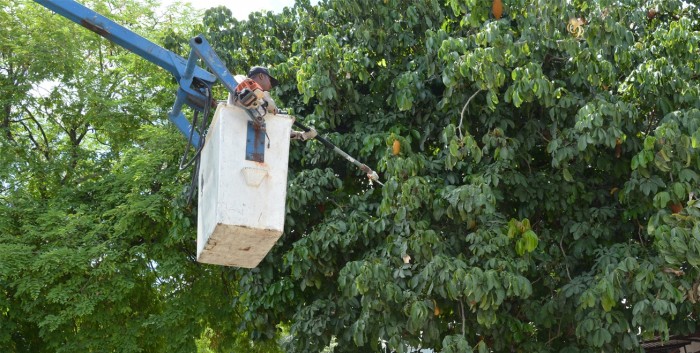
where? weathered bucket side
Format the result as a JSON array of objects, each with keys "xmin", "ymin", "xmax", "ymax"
[{"xmin": 197, "ymin": 104, "xmax": 293, "ymax": 268}]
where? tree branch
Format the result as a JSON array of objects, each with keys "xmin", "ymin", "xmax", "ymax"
[
  {"xmin": 76, "ymin": 122, "xmax": 90, "ymax": 146},
  {"xmin": 559, "ymin": 235, "xmax": 572, "ymax": 281},
  {"xmin": 18, "ymin": 120, "xmax": 49, "ymax": 160},
  {"xmin": 2, "ymin": 102, "xmax": 14, "ymax": 142},
  {"xmin": 459, "ymin": 299, "xmax": 466, "ymax": 336},
  {"xmin": 22, "ymin": 106, "xmax": 50, "ymax": 156},
  {"xmin": 459, "ymin": 89, "xmax": 483, "ymax": 140}
]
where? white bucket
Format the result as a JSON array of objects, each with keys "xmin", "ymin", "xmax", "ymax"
[{"xmin": 197, "ymin": 104, "xmax": 293, "ymax": 268}]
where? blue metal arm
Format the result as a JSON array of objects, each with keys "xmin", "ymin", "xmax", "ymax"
[{"xmin": 34, "ymin": 0, "xmax": 243, "ymax": 148}]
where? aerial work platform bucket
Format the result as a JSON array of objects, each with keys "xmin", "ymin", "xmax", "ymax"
[{"xmin": 197, "ymin": 104, "xmax": 293, "ymax": 268}]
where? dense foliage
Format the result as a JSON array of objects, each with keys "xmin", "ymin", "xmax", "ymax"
[
  {"xmin": 204, "ymin": 0, "xmax": 700, "ymax": 352},
  {"xmin": 2, "ymin": 0, "xmax": 700, "ymax": 352}
]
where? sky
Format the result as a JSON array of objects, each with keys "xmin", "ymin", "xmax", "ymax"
[{"xmin": 159, "ymin": 0, "xmax": 319, "ymax": 21}]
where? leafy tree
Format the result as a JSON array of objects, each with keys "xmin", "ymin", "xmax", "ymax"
[
  {"xmin": 1, "ymin": 1, "xmax": 279, "ymax": 352},
  {"xmin": 203, "ymin": 0, "xmax": 700, "ymax": 352}
]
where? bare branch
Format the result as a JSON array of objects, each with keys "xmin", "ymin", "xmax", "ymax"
[
  {"xmin": 22, "ymin": 106, "xmax": 50, "ymax": 155},
  {"xmin": 559, "ymin": 235, "xmax": 572, "ymax": 281},
  {"xmin": 18, "ymin": 120, "xmax": 49, "ymax": 160},
  {"xmin": 459, "ymin": 299, "xmax": 466, "ymax": 337},
  {"xmin": 459, "ymin": 89, "xmax": 483, "ymax": 140}
]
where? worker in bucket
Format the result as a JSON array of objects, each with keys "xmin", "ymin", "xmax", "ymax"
[
  {"xmin": 229, "ymin": 66, "xmax": 316, "ymax": 141},
  {"xmin": 246, "ymin": 66, "xmax": 279, "ymax": 91},
  {"xmin": 228, "ymin": 66, "xmax": 279, "ymax": 113}
]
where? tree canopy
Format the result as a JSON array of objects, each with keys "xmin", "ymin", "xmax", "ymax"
[
  {"xmin": 1, "ymin": 1, "xmax": 266, "ymax": 352},
  {"xmin": 2, "ymin": 0, "xmax": 700, "ymax": 352}
]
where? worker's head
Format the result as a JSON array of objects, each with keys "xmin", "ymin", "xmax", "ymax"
[{"xmin": 247, "ymin": 66, "xmax": 279, "ymax": 91}]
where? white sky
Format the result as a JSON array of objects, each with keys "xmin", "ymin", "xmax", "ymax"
[{"xmin": 160, "ymin": 0, "xmax": 319, "ymax": 21}]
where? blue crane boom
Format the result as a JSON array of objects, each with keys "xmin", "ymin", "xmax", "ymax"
[{"xmin": 34, "ymin": 0, "xmax": 242, "ymax": 147}]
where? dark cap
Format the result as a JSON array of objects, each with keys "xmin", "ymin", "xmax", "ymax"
[{"xmin": 248, "ymin": 66, "xmax": 279, "ymax": 88}]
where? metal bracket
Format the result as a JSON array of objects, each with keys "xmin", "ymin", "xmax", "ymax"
[{"xmin": 245, "ymin": 121, "xmax": 266, "ymax": 163}]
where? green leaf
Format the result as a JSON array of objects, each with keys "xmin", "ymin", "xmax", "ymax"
[
  {"xmin": 653, "ymin": 191, "xmax": 671, "ymax": 209},
  {"xmin": 644, "ymin": 136, "xmax": 656, "ymax": 150},
  {"xmin": 449, "ymin": 140, "xmax": 460, "ymax": 157},
  {"xmin": 577, "ymin": 137, "xmax": 587, "ymax": 151},
  {"xmin": 563, "ymin": 168, "xmax": 573, "ymax": 182},
  {"xmin": 408, "ymin": 301, "xmax": 429, "ymax": 333},
  {"xmin": 507, "ymin": 219, "xmax": 519, "ymax": 238},
  {"xmin": 478, "ymin": 340, "xmax": 489, "ymax": 353},
  {"xmin": 512, "ymin": 90, "xmax": 523, "ymax": 107},
  {"xmin": 442, "ymin": 335, "xmax": 473, "ymax": 353},
  {"xmin": 672, "ymin": 182, "xmax": 686, "ymax": 200},
  {"xmin": 631, "ymin": 155, "xmax": 639, "ymax": 170},
  {"xmin": 522, "ymin": 230, "xmax": 539, "ymax": 253},
  {"xmin": 515, "ymin": 238, "xmax": 525, "ymax": 256},
  {"xmin": 601, "ymin": 291, "xmax": 615, "ymax": 312}
]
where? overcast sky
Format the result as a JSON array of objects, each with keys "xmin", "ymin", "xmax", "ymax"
[{"xmin": 159, "ymin": 0, "xmax": 319, "ymax": 20}]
